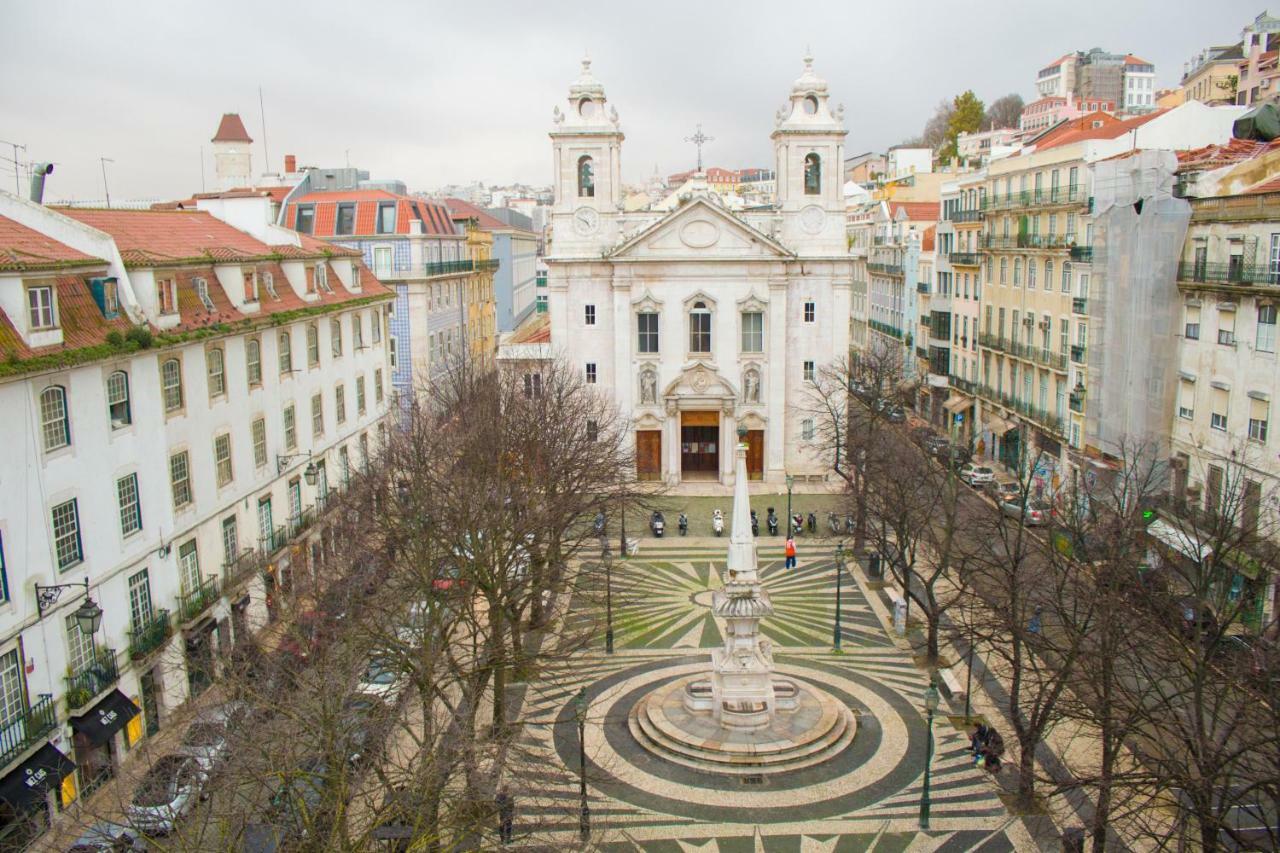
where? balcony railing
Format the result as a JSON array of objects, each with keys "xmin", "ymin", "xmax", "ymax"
[
  {"xmin": 288, "ymin": 506, "xmax": 317, "ymax": 539},
  {"xmin": 477, "ymin": 258, "xmax": 500, "ymax": 271},
  {"xmin": 867, "ymin": 261, "xmax": 904, "ymax": 276},
  {"xmin": 180, "ymin": 576, "xmax": 221, "ymax": 624},
  {"xmin": 375, "ymin": 259, "xmax": 479, "ymax": 280},
  {"xmin": 949, "ymin": 374, "xmax": 978, "ymax": 395},
  {"xmin": 869, "ymin": 319, "xmax": 903, "ymax": 340},
  {"xmin": 65, "ymin": 650, "xmax": 120, "ymax": 713},
  {"xmin": 975, "ymin": 384, "xmax": 1066, "ymax": 436},
  {"xmin": 1072, "ymin": 297, "xmax": 1088, "ymax": 314},
  {"xmin": 916, "ymin": 282, "xmax": 929, "ymax": 294},
  {"xmin": 260, "ymin": 525, "xmax": 288, "ymax": 555},
  {"xmin": 1069, "ymin": 391, "xmax": 1086, "ymax": 413},
  {"xmin": 981, "ymin": 185, "xmax": 1088, "ymax": 212},
  {"xmin": 128, "ymin": 610, "xmax": 172, "ymax": 662},
  {"xmin": 1176, "ymin": 260, "xmax": 1277, "ymax": 287},
  {"xmin": 223, "ymin": 547, "xmax": 262, "ymax": 590},
  {"xmin": 947, "ymin": 209, "xmax": 983, "ymax": 223},
  {"xmin": 981, "ymin": 234, "xmax": 1075, "ymax": 251},
  {"xmin": 949, "ymin": 251, "xmax": 982, "ymax": 266},
  {"xmin": 1070, "ymin": 245, "xmax": 1094, "ymax": 262},
  {"xmin": 872, "ymin": 235, "xmax": 888, "ymax": 246},
  {"xmin": 0, "ymin": 694, "xmax": 56, "ymax": 769},
  {"xmin": 1071, "ymin": 344, "xmax": 1087, "ymax": 364}
]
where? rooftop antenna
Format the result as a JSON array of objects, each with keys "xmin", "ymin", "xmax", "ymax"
[
  {"xmin": 0, "ymin": 139, "xmax": 26, "ymax": 196},
  {"xmin": 258, "ymin": 86, "xmax": 270, "ymax": 185},
  {"xmin": 99, "ymin": 157, "xmax": 114, "ymax": 208}
]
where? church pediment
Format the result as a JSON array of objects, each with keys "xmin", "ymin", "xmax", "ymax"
[
  {"xmin": 662, "ymin": 361, "xmax": 739, "ymax": 401},
  {"xmin": 607, "ymin": 197, "xmax": 794, "ymax": 261}
]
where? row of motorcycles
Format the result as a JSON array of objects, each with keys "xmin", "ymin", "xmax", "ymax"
[{"xmin": 640, "ymin": 509, "xmax": 856, "ymax": 538}]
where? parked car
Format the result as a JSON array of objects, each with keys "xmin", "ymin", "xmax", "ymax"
[
  {"xmin": 959, "ymin": 464, "xmax": 996, "ymax": 487},
  {"xmin": 987, "ymin": 481, "xmax": 1021, "ymax": 503},
  {"xmin": 884, "ymin": 405, "xmax": 906, "ymax": 423},
  {"xmin": 67, "ymin": 821, "xmax": 145, "ymax": 851},
  {"xmin": 355, "ymin": 658, "xmax": 407, "ymax": 706},
  {"xmin": 923, "ymin": 436, "xmax": 950, "ymax": 456},
  {"xmin": 940, "ymin": 446, "xmax": 972, "ymax": 468},
  {"xmin": 175, "ymin": 701, "xmax": 249, "ymax": 772},
  {"xmin": 126, "ymin": 754, "xmax": 205, "ymax": 835},
  {"xmin": 1000, "ymin": 498, "xmax": 1049, "ymax": 526}
]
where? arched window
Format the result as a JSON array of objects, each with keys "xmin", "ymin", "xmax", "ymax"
[
  {"xmin": 331, "ymin": 318, "xmax": 343, "ymax": 357},
  {"xmin": 689, "ymin": 301, "xmax": 712, "ymax": 353},
  {"xmin": 577, "ymin": 155, "xmax": 595, "ymax": 198},
  {"xmin": 206, "ymin": 347, "xmax": 225, "ymax": 397},
  {"xmin": 246, "ymin": 338, "xmax": 262, "ymax": 386},
  {"xmin": 39, "ymin": 386, "xmax": 70, "ymax": 451},
  {"xmin": 106, "ymin": 370, "xmax": 131, "ymax": 428},
  {"xmin": 804, "ymin": 153, "xmax": 821, "ymax": 195},
  {"xmin": 278, "ymin": 331, "xmax": 293, "ymax": 375},
  {"xmin": 161, "ymin": 359, "xmax": 183, "ymax": 412},
  {"xmin": 306, "ymin": 323, "xmax": 320, "ymax": 367}
]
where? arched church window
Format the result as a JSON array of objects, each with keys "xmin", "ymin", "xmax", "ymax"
[
  {"xmin": 804, "ymin": 153, "xmax": 821, "ymax": 195},
  {"xmin": 577, "ymin": 156, "xmax": 595, "ymax": 198},
  {"xmin": 689, "ymin": 301, "xmax": 711, "ymax": 353}
]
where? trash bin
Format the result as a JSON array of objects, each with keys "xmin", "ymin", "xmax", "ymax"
[{"xmin": 868, "ymin": 552, "xmax": 882, "ymax": 579}]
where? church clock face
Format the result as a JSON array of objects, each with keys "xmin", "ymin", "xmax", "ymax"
[
  {"xmin": 573, "ymin": 206, "xmax": 600, "ymax": 235},
  {"xmin": 800, "ymin": 204, "xmax": 825, "ymax": 235}
]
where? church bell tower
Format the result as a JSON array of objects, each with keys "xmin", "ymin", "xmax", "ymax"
[
  {"xmin": 772, "ymin": 55, "xmax": 847, "ymax": 249},
  {"xmin": 549, "ymin": 59, "xmax": 624, "ymax": 252}
]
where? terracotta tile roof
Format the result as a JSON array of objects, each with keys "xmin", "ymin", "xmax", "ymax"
[
  {"xmin": 1124, "ymin": 54, "xmax": 1154, "ymax": 66},
  {"xmin": 0, "ymin": 217, "xmax": 107, "ymax": 272},
  {"xmin": 284, "ymin": 190, "xmax": 457, "ymax": 238},
  {"xmin": 54, "ymin": 208, "xmax": 353, "ymax": 267},
  {"xmin": 212, "ymin": 113, "xmax": 252, "ymax": 143},
  {"xmin": 443, "ymin": 197, "xmax": 517, "ymax": 231},
  {"xmin": 1036, "ymin": 110, "xmax": 1165, "ymax": 151},
  {"xmin": 509, "ymin": 312, "xmax": 550, "ymax": 344},
  {"xmin": 1245, "ymin": 175, "xmax": 1280, "ymax": 194},
  {"xmin": 888, "ymin": 201, "xmax": 939, "ymax": 222},
  {"xmin": 0, "ymin": 274, "xmax": 133, "ymax": 360},
  {"xmin": 1176, "ymin": 138, "xmax": 1271, "ymax": 170}
]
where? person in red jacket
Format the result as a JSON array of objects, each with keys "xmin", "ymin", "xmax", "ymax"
[{"xmin": 784, "ymin": 537, "xmax": 797, "ymax": 570}]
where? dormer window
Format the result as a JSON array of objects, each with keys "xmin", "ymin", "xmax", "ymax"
[
  {"xmin": 335, "ymin": 203, "xmax": 356, "ymax": 236},
  {"xmin": 101, "ymin": 280, "xmax": 119, "ymax": 317},
  {"xmin": 295, "ymin": 205, "xmax": 315, "ymax": 234},
  {"xmin": 376, "ymin": 202, "xmax": 396, "ymax": 234},
  {"xmin": 27, "ymin": 283, "xmax": 56, "ymax": 329},
  {"xmin": 243, "ymin": 271, "xmax": 258, "ymax": 302},
  {"xmin": 263, "ymin": 271, "xmax": 278, "ymax": 299},
  {"xmin": 578, "ymin": 156, "xmax": 595, "ymax": 198},
  {"xmin": 194, "ymin": 277, "xmax": 215, "ymax": 311},
  {"xmin": 305, "ymin": 266, "xmax": 318, "ymax": 295},
  {"xmin": 157, "ymin": 277, "xmax": 178, "ymax": 315}
]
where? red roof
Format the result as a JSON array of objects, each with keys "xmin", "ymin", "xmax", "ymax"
[
  {"xmin": 212, "ymin": 113, "xmax": 253, "ymax": 144},
  {"xmin": 0, "ymin": 217, "xmax": 106, "ymax": 272},
  {"xmin": 443, "ymin": 197, "xmax": 516, "ymax": 231},
  {"xmin": 0, "ymin": 274, "xmax": 134, "ymax": 360},
  {"xmin": 285, "ymin": 190, "xmax": 457, "ymax": 238},
  {"xmin": 1245, "ymin": 175, "xmax": 1280, "ymax": 195},
  {"xmin": 1176, "ymin": 138, "xmax": 1271, "ymax": 170},
  {"xmin": 888, "ymin": 201, "xmax": 939, "ymax": 222},
  {"xmin": 54, "ymin": 208, "xmax": 357, "ymax": 267},
  {"xmin": 1036, "ymin": 110, "xmax": 1165, "ymax": 151},
  {"xmin": 1123, "ymin": 54, "xmax": 1154, "ymax": 66}
]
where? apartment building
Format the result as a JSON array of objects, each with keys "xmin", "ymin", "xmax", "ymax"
[
  {"xmin": 862, "ymin": 200, "xmax": 939, "ymax": 380},
  {"xmin": 281, "ymin": 188, "xmax": 472, "ymax": 402},
  {"xmin": 929, "ymin": 173, "xmax": 985, "ymax": 441},
  {"xmin": 444, "ymin": 199, "xmax": 535, "ymax": 334},
  {"xmin": 0, "ymin": 193, "xmax": 392, "ymax": 844}
]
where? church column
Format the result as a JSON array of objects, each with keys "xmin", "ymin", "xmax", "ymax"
[
  {"xmin": 765, "ymin": 276, "xmax": 788, "ymax": 482},
  {"xmin": 721, "ymin": 402, "xmax": 737, "ymax": 486},
  {"xmin": 665, "ymin": 401, "xmax": 681, "ymax": 485}
]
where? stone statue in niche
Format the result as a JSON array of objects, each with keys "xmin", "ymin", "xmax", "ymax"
[
  {"xmin": 639, "ymin": 368, "xmax": 658, "ymax": 405},
  {"xmin": 742, "ymin": 368, "xmax": 761, "ymax": 404}
]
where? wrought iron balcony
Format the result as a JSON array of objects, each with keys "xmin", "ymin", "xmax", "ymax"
[
  {"xmin": 376, "ymin": 260, "xmax": 479, "ymax": 280},
  {"xmin": 223, "ymin": 547, "xmax": 262, "ymax": 590},
  {"xmin": 1071, "ymin": 344, "xmax": 1087, "ymax": 364},
  {"xmin": 128, "ymin": 610, "xmax": 172, "ymax": 662},
  {"xmin": 1069, "ymin": 391, "xmax": 1086, "ymax": 413},
  {"xmin": 982, "ymin": 185, "xmax": 1088, "ymax": 211},
  {"xmin": 1072, "ymin": 297, "xmax": 1088, "ymax": 314},
  {"xmin": 948, "ymin": 209, "xmax": 983, "ymax": 223},
  {"xmin": 180, "ymin": 576, "xmax": 221, "ymax": 624},
  {"xmin": 0, "ymin": 694, "xmax": 56, "ymax": 769},
  {"xmin": 949, "ymin": 374, "xmax": 978, "ymax": 395},
  {"xmin": 65, "ymin": 650, "xmax": 119, "ymax": 713},
  {"xmin": 288, "ymin": 507, "xmax": 317, "ymax": 539},
  {"xmin": 981, "ymin": 234, "xmax": 1074, "ymax": 251},
  {"xmin": 1070, "ymin": 245, "xmax": 1094, "ymax": 262},
  {"xmin": 477, "ymin": 258, "xmax": 500, "ymax": 271},
  {"xmin": 949, "ymin": 251, "xmax": 982, "ymax": 266},
  {"xmin": 1176, "ymin": 260, "xmax": 1277, "ymax": 287},
  {"xmin": 869, "ymin": 319, "xmax": 903, "ymax": 340},
  {"xmin": 260, "ymin": 525, "xmax": 288, "ymax": 555},
  {"xmin": 867, "ymin": 261, "xmax": 904, "ymax": 276}
]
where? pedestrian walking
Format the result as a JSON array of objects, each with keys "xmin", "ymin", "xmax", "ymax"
[
  {"xmin": 784, "ymin": 537, "xmax": 797, "ymax": 570},
  {"xmin": 496, "ymin": 786, "xmax": 514, "ymax": 844}
]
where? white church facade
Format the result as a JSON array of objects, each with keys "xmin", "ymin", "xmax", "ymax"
[{"xmin": 544, "ymin": 58, "xmax": 852, "ymax": 486}]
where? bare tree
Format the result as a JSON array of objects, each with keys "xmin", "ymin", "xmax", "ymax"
[{"xmin": 983, "ymin": 93, "xmax": 1025, "ymax": 131}]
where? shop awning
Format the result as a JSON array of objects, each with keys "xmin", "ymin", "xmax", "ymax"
[
  {"xmin": 69, "ymin": 690, "xmax": 139, "ymax": 746},
  {"xmin": 1146, "ymin": 519, "xmax": 1213, "ymax": 562},
  {"xmin": 0, "ymin": 743, "xmax": 75, "ymax": 810},
  {"xmin": 943, "ymin": 396, "xmax": 971, "ymax": 413}
]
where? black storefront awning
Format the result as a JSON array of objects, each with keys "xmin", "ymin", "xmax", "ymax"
[
  {"xmin": 69, "ymin": 690, "xmax": 139, "ymax": 746},
  {"xmin": 0, "ymin": 743, "xmax": 75, "ymax": 810}
]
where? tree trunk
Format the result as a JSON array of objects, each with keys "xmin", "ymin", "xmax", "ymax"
[
  {"xmin": 926, "ymin": 612, "xmax": 940, "ymax": 663},
  {"xmin": 1017, "ymin": 740, "xmax": 1037, "ymax": 809},
  {"xmin": 490, "ymin": 606, "xmax": 506, "ymax": 735}
]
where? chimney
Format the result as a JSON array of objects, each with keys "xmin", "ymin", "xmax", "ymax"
[
  {"xmin": 29, "ymin": 162, "xmax": 54, "ymax": 204},
  {"xmin": 284, "ymin": 154, "xmax": 297, "ymax": 174}
]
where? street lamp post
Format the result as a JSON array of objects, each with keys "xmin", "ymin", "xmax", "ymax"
[
  {"xmin": 964, "ymin": 621, "xmax": 975, "ymax": 723},
  {"xmin": 785, "ymin": 473, "xmax": 794, "ymax": 537},
  {"xmin": 603, "ymin": 551, "xmax": 614, "ymax": 654},
  {"xmin": 575, "ymin": 688, "xmax": 590, "ymax": 841},
  {"xmin": 619, "ymin": 505, "xmax": 627, "ymax": 559},
  {"xmin": 833, "ymin": 542, "xmax": 845, "ymax": 652},
  {"xmin": 919, "ymin": 678, "xmax": 940, "ymax": 829}
]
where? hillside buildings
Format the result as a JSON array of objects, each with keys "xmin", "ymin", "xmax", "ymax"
[{"xmin": 543, "ymin": 57, "xmax": 852, "ymax": 484}]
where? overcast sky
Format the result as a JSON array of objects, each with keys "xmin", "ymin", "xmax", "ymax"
[{"xmin": 0, "ymin": 0, "xmax": 1260, "ymax": 202}]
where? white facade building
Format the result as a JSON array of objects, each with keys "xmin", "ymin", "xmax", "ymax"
[
  {"xmin": 544, "ymin": 57, "xmax": 852, "ymax": 485},
  {"xmin": 0, "ymin": 191, "xmax": 392, "ymax": 839}
]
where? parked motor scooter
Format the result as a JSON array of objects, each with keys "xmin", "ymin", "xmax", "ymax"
[
  {"xmin": 791, "ymin": 513, "xmax": 804, "ymax": 536},
  {"xmin": 678, "ymin": 513, "xmax": 688, "ymax": 536},
  {"xmin": 712, "ymin": 509, "xmax": 725, "ymax": 537},
  {"xmin": 650, "ymin": 511, "xmax": 665, "ymax": 537},
  {"xmin": 807, "ymin": 512, "xmax": 817, "ymax": 534},
  {"xmin": 766, "ymin": 508, "xmax": 779, "ymax": 536},
  {"xmin": 751, "ymin": 509, "xmax": 759, "ymax": 537},
  {"xmin": 828, "ymin": 512, "xmax": 840, "ymax": 535}
]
